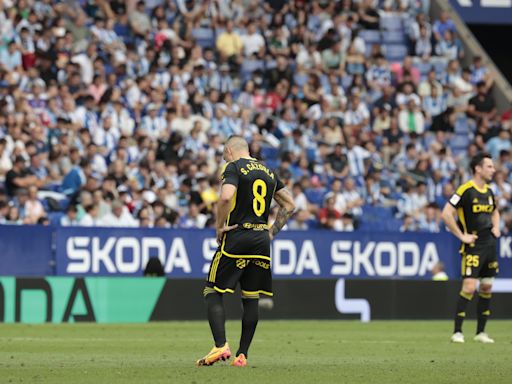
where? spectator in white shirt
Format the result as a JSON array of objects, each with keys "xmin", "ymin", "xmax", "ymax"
[
  {"xmin": 396, "ymin": 83, "xmax": 421, "ymax": 109},
  {"xmin": 418, "ymin": 203, "xmax": 442, "ymax": 232},
  {"xmin": 79, "ymin": 204, "xmax": 100, "ymax": 226},
  {"xmin": 344, "ymin": 93, "xmax": 370, "ymax": 135},
  {"xmin": 398, "ymin": 99, "xmax": 425, "ymax": 135},
  {"xmin": 109, "ymin": 100, "xmax": 136, "ymax": 137},
  {"xmin": 296, "ymin": 42, "xmax": 322, "ymax": 70},
  {"xmin": 292, "ymin": 182, "xmax": 310, "ymax": 212},
  {"xmin": 24, "ymin": 185, "xmax": 46, "ymax": 224},
  {"xmin": 99, "ymin": 200, "xmax": 138, "ymax": 227},
  {"xmin": 140, "ymin": 103, "xmax": 167, "ymax": 140},
  {"xmin": 490, "ymin": 170, "xmax": 512, "ymax": 210},
  {"xmin": 241, "ymin": 22, "xmax": 266, "ymax": 58},
  {"xmin": 431, "ymin": 148, "xmax": 456, "ymax": 179},
  {"xmin": 60, "ymin": 204, "xmax": 80, "ymax": 226},
  {"xmin": 178, "ymin": 201, "xmax": 208, "ymax": 229},
  {"xmin": 366, "ymin": 54, "xmax": 392, "ymax": 93},
  {"xmin": 345, "ymin": 136, "xmax": 370, "ymax": 178},
  {"xmin": 324, "ymin": 178, "xmax": 348, "ymax": 214},
  {"xmin": 342, "ymin": 177, "xmax": 364, "ymax": 217}
]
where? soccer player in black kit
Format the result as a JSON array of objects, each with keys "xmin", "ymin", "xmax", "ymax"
[
  {"xmin": 442, "ymin": 153, "xmax": 500, "ymax": 343},
  {"xmin": 196, "ymin": 136, "xmax": 296, "ymax": 367}
]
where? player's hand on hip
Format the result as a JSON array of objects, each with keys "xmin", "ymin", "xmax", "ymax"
[
  {"xmin": 491, "ymin": 227, "xmax": 501, "ymax": 238},
  {"xmin": 460, "ymin": 233, "xmax": 478, "ymax": 244},
  {"xmin": 216, "ymin": 224, "xmax": 238, "ymax": 245}
]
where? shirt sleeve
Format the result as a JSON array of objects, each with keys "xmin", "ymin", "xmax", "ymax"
[
  {"xmin": 275, "ymin": 173, "xmax": 285, "ymax": 192},
  {"xmin": 490, "ymin": 188, "xmax": 497, "ymax": 209},
  {"xmin": 221, "ymin": 162, "xmax": 239, "ymax": 187},
  {"xmin": 448, "ymin": 185, "xmax": 467, "ymax": 208}
]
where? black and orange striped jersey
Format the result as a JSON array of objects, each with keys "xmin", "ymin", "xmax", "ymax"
[
  {"xmin": 449, "ymin": 180, "xmax": 496, "ymax": 243},
  {"xmin": 221, "ymin": 157, "xmax": 284, "ymax": 228}
]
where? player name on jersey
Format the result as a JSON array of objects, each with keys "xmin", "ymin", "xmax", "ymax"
[{"xmin": 239, "ymin": 162, "xmax": 275, "ymax": 178}]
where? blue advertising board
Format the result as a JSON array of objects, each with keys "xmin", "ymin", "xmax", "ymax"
[
  {"xmin": 53, "ymin": 227, "xmax": 512, "ymax": 279},
  {"xmin": 2, "ymin": 225, "xmax": 511, "ymax": 279},
  {"xmin": 0, "ymin": 225, "xmax": 53, "ymax": 275},
  {"xmin": 449, "ymin": 0, "xmax": 512, "ymax": 24}
]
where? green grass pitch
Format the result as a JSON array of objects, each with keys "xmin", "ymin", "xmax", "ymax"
[{"xmin": 1, "ymin": 321, "xmax": 511, "ymax": 383}]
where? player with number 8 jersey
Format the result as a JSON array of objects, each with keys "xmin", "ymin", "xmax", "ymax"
[
  {"xmin": 197, "ymin": 135, "xmax": 295, "ymax": 367},
  {"xmin": 219, "ymin": 157, "xmax": 283, "ymax": 261}
]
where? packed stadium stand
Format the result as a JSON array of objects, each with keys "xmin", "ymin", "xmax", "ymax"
[{"xmin": 0, "ymin": 0, "xmax": 511, "ymax": 233}]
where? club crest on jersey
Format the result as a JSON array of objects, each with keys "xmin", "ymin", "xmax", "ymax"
[{"xmin": 488, "ymin": 196, "xmax": 493, "ymax": 205}]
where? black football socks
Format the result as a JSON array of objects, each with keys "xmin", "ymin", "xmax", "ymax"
[
  {"xmin": 476, "ymin": 292, "xmax": 491, "ymax": 334},
  {"xmin": 454, "ymin": 290, "xmax": 473, "ymax": 333},
  {"xmin": 206, "ymin": 292, "xmax": 227, "ymax": 348},
  {"xmin": 237, "ymin": 298, "xmax": 259, "ymax": 358}
]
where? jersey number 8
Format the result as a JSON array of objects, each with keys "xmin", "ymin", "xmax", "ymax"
[{"xmin": 252, "ymin": 179, "xmax": 267, "ymax": 217}]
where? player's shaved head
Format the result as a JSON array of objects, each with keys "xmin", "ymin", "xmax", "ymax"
[
  {"xmin": 223, "ymin": 135, "xmax": 250, "ymax": 162},
  {"xmin": 225, "ymin": 135, "xmax": 249, "ymax": 152}
]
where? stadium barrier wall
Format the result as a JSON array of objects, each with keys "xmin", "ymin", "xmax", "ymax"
[
  {"xmin": 435, "ymin": 0, "xmax": 512, "ymax": 111},
  {"xmin": 2, "ymin": 225, "xmax": 512, "ymax": 279},
  {"xmin": 1, "ymin": 277, "xmax": 512, "ymax": 323},
  {"xmin": 0, "ymin": 225, "xmax": 54, "ymax": 276},
  {"xmin": 448, "ymin": 0, "xmax": 512, "ymax": 25}
]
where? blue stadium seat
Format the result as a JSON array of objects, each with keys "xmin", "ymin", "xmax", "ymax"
[
  {"xmin": 359, "ymin": 30, "xmax": 382, "ymax": 44},
  {"xmin": 265, "ymin": 59, "xmax": 277, "ymax": 69},
  {"xmin": 454, "ymin": 117, "xmax": 469, "ymax": 134},
  {"xmin": 384, "ymin": 218, "xmax": 403, "ymax": 231},
  {"xmin": 261, "ymin": 146, "xmax": 280, "ymax": 160},
  {"xmin": 48, "ymin": 212, "xmax": 65, "ymax": 226},
  {"xmin": 294, "ymin": 72, "xmax": 309, "ymax": 87},
  {"xmin": 356, "ymin": 221, "xmax": 372, "ymax": 232},
  {"xmin": 59, "ymin": 198, "xmax": 70, "ymax": 211},
  {"xmin": 384, "ymin": 44, "xmax": 408, "ymax": 62},
  {"xmin": 191, "ymin": 28, "xmax": 215, "ymax": 49},
  {"xmin": 306, "ymin": 218, "xmax": 321, "ymax": 229},
  {"xmin": 433, "ymin": 60, "xmax": 448, "ymax": 75},
  {"xmin": 380, "ymin": 15, "xmax": 403, "ymax": 31},
  {"xmin": 264, "ymin": 159, "xmax": 279, "ymax": 170},
  {"xmin": 240, "ymin": 59, "xmax": 264, "ymax": 81},
  {"xmin": 342, "ymin": 74, "xmax": 353, "ymax": 89},
  {"xmin": 382, "ymin": 31, "xmax": 406, "ymax": 44},
  {"xmin": 417, "ymin": 62, "xmax": 432, "ymax": 76},
  {"xmin": 450, "ymin": 134, "xmax": 470, "ymax": 149},
  {"xmin": 363, "ymin": 204, "xmax": 394, "ymax": 220},
  {"xmin": 306, "ymin": 148, "xmax": 317, "ymax": 162},
  {"xmin": 304, "ymin": 188, "xmax": 327, "ymax": 206},
  {"xmin": 359, "ymin": 204, "xmax": 398, "ymax": 231},
  {"xmin": 453, "ymin": 147, "xmax": 467, "ymax": 157}
]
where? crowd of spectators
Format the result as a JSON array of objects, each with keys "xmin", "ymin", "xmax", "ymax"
[{"xmin": 0, "ymin": 0, "xmax": 511, "ymax": 233}]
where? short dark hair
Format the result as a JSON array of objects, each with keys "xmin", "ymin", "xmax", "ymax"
[
  {"xmin": 476, "ymin": 80, "xmax": 486, "ymax": 89},
  {"xmin": 470, "ymin": 152, "xmax": 492, "ymax": 174}
]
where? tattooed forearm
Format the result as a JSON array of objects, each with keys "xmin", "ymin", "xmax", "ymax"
[
  {"xmin": 270, "ymin": 187, "xmax": 296, "ymax": 238},
  {"xmin": 270, "ymin": 207, "xmax": 294, "ymax": 237}
]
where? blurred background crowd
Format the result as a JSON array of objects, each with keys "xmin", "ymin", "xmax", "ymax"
[{"xmin": 1, "ymin": 0, "xmax": 511, "ymax": 232}]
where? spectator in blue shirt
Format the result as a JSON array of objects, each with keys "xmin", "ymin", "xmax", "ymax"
[{"xmin": 433, "ymin": 11, "xmax": 456, "ymax": 43}]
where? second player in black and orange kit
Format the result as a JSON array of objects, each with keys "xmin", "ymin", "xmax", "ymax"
[{"xmin": 197, "ymin": 135, "xmax": 296, "ymax": 367}]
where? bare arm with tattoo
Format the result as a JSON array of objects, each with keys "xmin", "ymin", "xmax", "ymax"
[{"xmin": 269, "ymin": 187, "xmax": 296, "ymax": 240}]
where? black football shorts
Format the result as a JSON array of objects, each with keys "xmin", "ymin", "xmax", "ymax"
[
  {"xmin": 461, "ymin": 239, "xmax": 498, "ymax": 279},
  {"xmin": 205, "ymin": 248, "xmax": 272, "ymax": 297}
]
